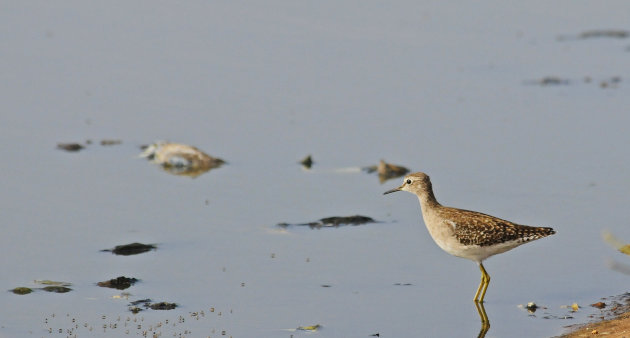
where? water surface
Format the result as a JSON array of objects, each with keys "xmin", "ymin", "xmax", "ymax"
[{"xmin": 1, "ymin": 1, "xmax": 630, "ymax": 337}]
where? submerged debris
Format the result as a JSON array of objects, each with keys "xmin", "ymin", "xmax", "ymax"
[
  {"xmin": 524, "ymin": 76, "xmax": 570, "ymax": 86},
  {"xmin": 30, "ymin": 280, "xmax": 73, "ymax": 293},
  {"xmin": 599, "ymin": 76, "xmax": 622, "ymax": 89},
  {"xmin": 128, "ymin": 299, "xmax": 151, "ymax": 313},
  {"xmin": 526, "ymin": 302, "xmax": 539, "ymax": 313},
  {"xmin": 539, "ymin": 76, "xmax": 570, "ymax": 86},
  {"xmin": 128, "ymin": 299, "xmax": 177, "ymax": 313},
  {"xmin": 140, "ymin": 141, "xmax": 225, "ymax": 177},
  {"xmin": 320, "ymin": 215, "xmax": 375, "ymax": 226},
  {"xmin": 57, "ymin": 143, "xmax": 84, "ymax": 152},
  {"xmin": 296, "ymin": 324, "xmax": 321, "ymax": 332},
  {"xmin": 41, "ymin": 286, "xmax": 72, "ymax": 293},
  {"xmin": 97, "ymin": 276, "xmax": 139, "ymax": 290},
  {"xmin": 112, "ymin": 292, "xmax": 131, "ymax": 300},
  {"xmin": 558, "ymin": 30, "xmax": 629, "ymax": 41},
  {"xmin": 278, "ymin": 215, "xmax": 377, "ymax": 229},
  {"xmin": 525, "ymin": 76, "xmax": 622, "ymax": 89},
  {"xmin": 34, "ymin": 280, "xmax": 70, "ymax": 286},
  {"xmin": 591, "ymin": 302, "xmax": 606, "ymax": 309},
  {"xmin": 363, "ymin": 160, "xmax": 410, "ymax": 183},
  {"xmin": 101, "ymin": 242, "xmax": 157, "ymax": 256},
  {"xmin": 100, "ymin": 139, "xmax": 122, "ymax": 146},
  {"xmin": 559, "ymin": 303, "xmax": 581, "ymax": 312},
  {"xmin": 299, "ymin": 155, "xmax": 314, "ymax": 169},
  {"xmin": 518, "ymin": 302, "xmax": 552, "ymax": 316},
  {"xmin": 10, "ymin": 287, "xmax": 33, "ymax": 295},
  {"xmin": 579, "ymin": 30, "xmax": 629, "ymax": 39},
  {"xmin": 149, "ymin": 302, "xmax": 178, "ymax": 310}
]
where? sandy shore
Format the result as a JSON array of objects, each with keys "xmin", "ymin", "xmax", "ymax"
[{"xmin": 561, "ymin": 313, "xmax": 630, "ymax": 337}]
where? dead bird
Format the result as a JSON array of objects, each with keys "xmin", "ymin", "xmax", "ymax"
[
  {"xmin": 364, "ymin": 160, "xmax": 410, "ymax": 183},
  {"xmin": 140, "ymin": 141, "xmax": 225, "ymax": 177}
]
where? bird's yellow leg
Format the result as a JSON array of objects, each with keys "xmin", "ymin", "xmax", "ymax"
[
  {"xmin": 473, "ymin": 273, "xmax": 485, "ymax": 302},
  {"xmin": 477, "ymin": 262, "xmax": 491, "ymax": 303},
  {"xmin": 473, "ymin": 262, "xmax": 487, "ymax": 302}
]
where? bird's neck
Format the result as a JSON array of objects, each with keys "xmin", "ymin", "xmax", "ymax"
[{"xmin": 418, "ymin": 185, "xmax": 440, "ymax": 210}]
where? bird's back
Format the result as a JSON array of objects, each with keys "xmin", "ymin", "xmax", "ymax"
[
  {"xmin": 422, "ymin": 205, "xmax": 555, "ymax": 262},
  {"xmin": 438, "ymin": 206, "xmax": 555, "ymax": 246}
]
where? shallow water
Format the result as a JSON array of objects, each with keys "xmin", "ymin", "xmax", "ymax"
[{"xmin": 2, "ymin": 1, "xmax": 630, "ymax": 337}]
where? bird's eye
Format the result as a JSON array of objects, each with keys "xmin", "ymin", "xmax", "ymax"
[{"xmin": 406, "ymin": 179, "xmax": 412, "ymax": 184}]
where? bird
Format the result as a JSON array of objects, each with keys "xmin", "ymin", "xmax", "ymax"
[
  {"xmin": 384, "ymin": 172, "xmax": 555, "ymax": 303},
  {"xmin": 140, "ymin": 141, "xmax": 225, "ymax": 177}
]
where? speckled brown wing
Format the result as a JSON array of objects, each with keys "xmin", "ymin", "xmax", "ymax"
[{"xmin": 439, "ymin": 207, "xmax": 555, "ymax": 247}]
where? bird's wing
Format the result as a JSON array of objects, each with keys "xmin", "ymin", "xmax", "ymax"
[{"xmin": 440, "ymin": 207, "xmax": 549, "ymax": 247}]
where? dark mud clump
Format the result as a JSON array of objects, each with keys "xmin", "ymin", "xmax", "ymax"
[
  {"xmin": 278, "ymin": 215, "xmax": 377, "ymax": 229},
  {"xmin": 128, "ymin": 299, "xmax": 151, "ymax": 314},
  {"xmin": 128, "ymin": 299, "xmax": 177, "ymax": 313},
  {"xmin": 102, "ymin": 243, "xmax": 157, "ymax": 256},
  {"xmin": 10, "ymin": 287, "xmax": 33, "ymax": 295},
  {"xmin": 57, "ymin": 143, "xmax": 84, "ymax": 152},
  {"xmin": 150, "ymin": 302, "xmax": 178, "ymax": 310},
  {"xmin": 41, "ymin": 286, "xmax": 72, "ymax": 293},
  {"xmin": 97, "ymin": 276, "xmax": 139, "ymax": 290},
  {"xmin": 319, "ymin": 215, "xmax": 375, "ymax": 226},
  {"xmin": 11, "ymin": 282, "xmax": 72, "ymax": 294},
  {"xmin": 299, "ymin": 155, "xmax": 314, "ymax": 169}
]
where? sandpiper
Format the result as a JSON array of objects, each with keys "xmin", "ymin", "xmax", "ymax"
[{"xmin": 384, "ymin": 172, "xmax": 555, "ymax": 303}]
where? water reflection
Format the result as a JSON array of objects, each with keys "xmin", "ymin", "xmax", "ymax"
[
  {"xmin": 158, "ymin": 164, "xmax": 222, "ymax": 178},
  {"xmin": 475, "ymin": 301, "xmax": 490, "ymax": 338}
]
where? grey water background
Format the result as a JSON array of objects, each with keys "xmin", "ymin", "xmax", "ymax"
[{"xmin": 2, "ymin": 1, "xmax": 630, "ymax": 337}]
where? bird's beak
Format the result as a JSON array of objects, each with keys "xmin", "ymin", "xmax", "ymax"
[{"xmin": 383, "ymin": 185, "xmax": 403, "ymax": 195}]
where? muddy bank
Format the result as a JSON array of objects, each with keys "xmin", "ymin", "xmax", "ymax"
[
  {"xmin": 560, "ymin": 293, "xmax": 630, "ymax": 337},
  {"xmin": 561, "ymin": 312, "xmax": 630, "ymax": 337}
]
